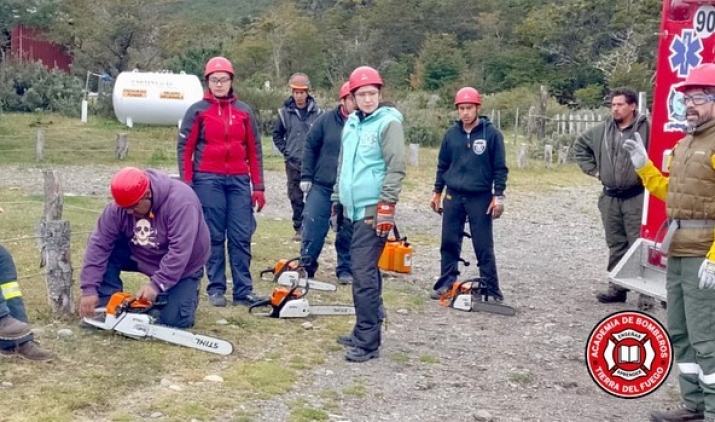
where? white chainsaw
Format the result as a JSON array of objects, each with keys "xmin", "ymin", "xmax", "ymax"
[
  {"xmin": 260, "ymin": 257, "xmax": 338, "ymax": 292},
  {"xmin": 439, "ymin": 279, "xmax": 517, "ymax": 317},
  {"xmin": 82, "ymin": 292, "xmax": 233, "ymax": 355},
  {"xmin": 249, "ymin": 277, "xmax": 355, "ymax": 318}
]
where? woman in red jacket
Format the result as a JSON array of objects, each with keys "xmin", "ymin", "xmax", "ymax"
[{"xmin": 177, "ymin": 56, "xmax": 267, "ymax": 307}]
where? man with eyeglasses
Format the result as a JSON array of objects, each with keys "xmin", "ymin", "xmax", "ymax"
[
  {"xmin": 78, "ymin": 167, "xmax": 210, "ymax": 329},
  {"xmin": 572, "ymin": 87, "xmax": 654, "ymax": 310},
  {"xmin": 623, "ymin": 63, "xmax": 715, "ymax": 422},
  {"xmin": 273, "ymin": 73, "xmax": 324, "ymax": 242}
]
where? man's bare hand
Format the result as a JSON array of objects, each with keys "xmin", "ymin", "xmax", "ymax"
[
  {"xmin": 136, "ymin": 284, "xmax": 158, "ymax": 302},
  {"xmin": 79, "ymin": 295, "xmax": 99, "ymax": 318}
]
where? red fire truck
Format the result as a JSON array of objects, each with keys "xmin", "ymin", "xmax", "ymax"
[{"xmin": 610, "ymin": 0, "xmax": 715, "ymax": 301}]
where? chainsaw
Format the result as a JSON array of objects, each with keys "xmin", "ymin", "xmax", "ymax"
[
  {"xmin": 438, "ymin": 278, "xmax": 517, "ymax": 317},
  {"xmin": 82, "ymin": 292, "xmax": 233, "ymax": 355},
  {"xmin": 260, "ymin": 257, "xmax": 337, "ymax": 292},
  {"xmin": 249, "ymin": 277, "xmax": 355, "ymax": 318}
]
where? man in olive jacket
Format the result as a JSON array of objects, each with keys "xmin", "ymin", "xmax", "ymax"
[{"xmin": 572, "ymin": 87, "xmax": 653, "ymax": 308}]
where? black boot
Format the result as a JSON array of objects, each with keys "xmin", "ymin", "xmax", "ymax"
[
  {"xmin": 596, "ymin": 284, "xmax": 627, "ymax": 303},
  {"xmin": 649, "ymin": 404, "xmax": 704, "ymax": 421}
]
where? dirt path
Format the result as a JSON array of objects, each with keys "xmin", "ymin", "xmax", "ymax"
[
  {"xmin": 246, "ymin": 185, "xmax": 674, "ymax": 422},
  {"xmin": 0, "ymin": 164, "xmax": 677, "ymax": 421}
]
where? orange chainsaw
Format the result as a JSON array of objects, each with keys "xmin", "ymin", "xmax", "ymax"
[
  {"xmin": 260, "ymin": 257, "xmax": 337, "ymax": 292},
  {"xmin": 249, "ymin": 277, "xmax": 354, "ymax": 318},
  {"xmin": 438, "ymin": 277, "xmax": 516, "ymax": 317},
  {"xmin": 82, "ymin": 292, "xmax": 233, "ymax": 355}
]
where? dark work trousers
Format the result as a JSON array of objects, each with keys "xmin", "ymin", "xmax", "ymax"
[
  {"xmin": 192, "ymin": 173, "xmax": 256, "ymax": 300},
  {"xmin": 350, "ymin": 218, "xmax": 387, "ymax": 353},
  {"xmin": 300, "ymin": 184, "xmax": 353, "ymax": 277},
  {"xmin": 285, "ymin": 161, "xmax": 305, "ymax": 233},
  {"xmin": 97, "ymin": 239, "xmax": 202, "ymax": 329},
  {"xmin": 597, "ymin": 192, "xmax": 643, "ymax": 292},
  {"xmin": 434, "ymin": 190, "xmax": 502, "ymax": 299},
  {"xmin": 0, "ymin": 244, "xmax": 33, "ymax": 349}
]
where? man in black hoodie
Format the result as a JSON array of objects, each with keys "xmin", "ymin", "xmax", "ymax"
[
  {"xmin": 273, "ymin": 73, "xmax": 324, "ymax": 242},
  {"xmin": 429, "ymin": 87, "xmax": 509, "ymax": 302},
  {"xmin": 299, "ymin": 82, "xmax": 355, "ymax": 282}
]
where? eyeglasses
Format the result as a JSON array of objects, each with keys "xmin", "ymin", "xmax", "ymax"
[
  {"xmin": 682, "ymin": 94, "xmax": 715, "ymax": 105},
  {"xmin": 354, "ymin": 90, "xmax": 380, "ymax": 99},
  {"xmin": 209, "ymin": 77, "xmax": 232, "ymax": 85}
]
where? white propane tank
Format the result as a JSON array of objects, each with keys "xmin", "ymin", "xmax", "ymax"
[{"xmin": 112, "ymin": 70, "xmax": 204, "ymax": 127}]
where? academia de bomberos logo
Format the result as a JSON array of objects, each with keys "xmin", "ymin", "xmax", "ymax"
[{"xmin": 585, "ymin": 311, "xmax": 673, "ymax": 399}]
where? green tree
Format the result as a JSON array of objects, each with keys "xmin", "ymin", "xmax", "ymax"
[{"xmin": 414, "ymin": 34, "xmax": 466, "ymax": 91}]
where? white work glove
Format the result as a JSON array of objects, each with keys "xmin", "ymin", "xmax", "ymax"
[
  {"xmin": 299, "ymin": 181, "xmax": 312, "ymax": 193},
  {"xmin": 622, "ymin": 132, "xmax": 648, "ymax": 170},
  {"xmin": 699, "ymin": 259, "xmax": 715, "ymax": 289}
]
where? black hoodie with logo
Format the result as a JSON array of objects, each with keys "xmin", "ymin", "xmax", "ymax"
[{"xmin": 434, "ymin": 117, "xmax": 508, "ymax": 196}]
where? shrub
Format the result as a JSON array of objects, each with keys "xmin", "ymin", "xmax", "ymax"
[
  {"xmin": 0, "ymin": 60, "xmax": 83, "ymax": 116},
  {"xmin": 397, "ymin": 92, "xmax": 452, "ymax": 147}
]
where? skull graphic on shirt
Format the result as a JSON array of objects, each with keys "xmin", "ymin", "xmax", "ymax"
[{"xmin": 132, "ymin": 218, "xmax": 159, "ymax": 248}]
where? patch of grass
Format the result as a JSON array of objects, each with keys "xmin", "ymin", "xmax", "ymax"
[
  {"xmin": 419, "ymin": 355, "xmax": 440, "ymax": 364},
  {"xmin": 319, "ymin": 390, "xmax": 340, "ymax": 400},
  {"xmin": 343, "ymin": 383, "xmax": 368, "ymax": 397},
  {"xmin": 508, "ymin": 371, "xmax": 534, "ymax": 385},
  {"xmin": 290, "ymin": 408, "xmax": 330, "ymax": 422},
  {"xmin": 390, "ymin": 352, "xmax": 411, "ymax": 364}
]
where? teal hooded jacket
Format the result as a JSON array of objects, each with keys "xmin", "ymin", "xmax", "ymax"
[{"xmin": 333, "ymin": 105, "xmax": 407, "ymax": 221}]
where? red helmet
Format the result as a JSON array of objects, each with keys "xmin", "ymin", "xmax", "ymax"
[
  {"xmin": 111, "ymin": 167, "xmax": 150, "ymax": 208},
  {"xmin": 339, "ymin": 81, "xmax": 351, "ymax": 99},
  {"xmin": 204, "ymin": 57, "xmax": 234, "ymax": 78},
  {"xmin": 675, "ymin": 63, "xmax": 715, "ymax": 92},
  {"xmin": 349, "ymin": 66, "xmax": 383, "ymax": 93},
  {"xmin": 454, "ymin": 87, "xmax": 482, "ymax": 106}
]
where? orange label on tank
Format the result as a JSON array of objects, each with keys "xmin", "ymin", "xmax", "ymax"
[
  {"xmin": 160, "ymin": 91, "xmax": 184, "ymax": 100},
  {"xmin": 122, "ymin": 89, "xmax": 147, "ymax": 98}
]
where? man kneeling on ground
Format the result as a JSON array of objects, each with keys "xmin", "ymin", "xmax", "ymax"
[{"xmin": 78, "ymin": 167, "xmax": 210, "ymax": 328}]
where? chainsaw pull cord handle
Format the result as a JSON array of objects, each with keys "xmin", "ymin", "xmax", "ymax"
[
  {"xmin": 259, "ymin": 267, "xmax": 274, "ymax": 280},
  {"xmin": 248, "ymin": 298, "xmax": 272, "ymax": 314}
]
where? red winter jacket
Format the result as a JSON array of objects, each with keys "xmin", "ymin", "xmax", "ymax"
[{"xmin": 177, "ymin": 92, "xmax": 264, "ymax": 190}]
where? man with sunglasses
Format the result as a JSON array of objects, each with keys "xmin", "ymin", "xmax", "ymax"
[
  {"xmin": 573, "ymin": 87, "xmax": 653, "ymax": 309},
  {"xmin": 623, "ymin": 63, "xmax": 715, "ymax": 422},
  {"xmin": 78, "ymin": 167, "xmax": 210, "ymax": 329}
]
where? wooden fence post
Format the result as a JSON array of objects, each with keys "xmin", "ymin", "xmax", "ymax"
[
  {"xmin": 544, "ymin": 144, "xmax": 553, "ymax": 169},
  {"xmin": 36, "ymin": 129, "xmax": 45, "ymax": 162},
  {"xmin": 517, "ymin": 144, "xmax": 528, "ymax": 169},
  {"xmin": 39, "ymin": 170, "xmax": 74, "ymax": 316},
  {"xmin": 527, "ymin": 106, "xmax": 535, "ymax": 143},
  {"xmin": 116, "ymin": 133, "xmax": 129, "ymax": 160},
  {"xmin": 537, "ymin": 85, "xmax": 548, "ymax": 140},
  {"xmin": 408, "ymin": 143, "xmax": 419, "ymax": 166},
  {"xmin": 558, "ymin": 146, "xmax": 570, "ymax": 165},
  {"xmin": 513, "ymin": 108, "xmax": 519, "ymax": 145}
]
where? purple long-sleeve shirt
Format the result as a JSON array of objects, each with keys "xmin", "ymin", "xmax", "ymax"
[{"xmin": 80, "ymin": 169, "xmax": 210, "ymax": 296}]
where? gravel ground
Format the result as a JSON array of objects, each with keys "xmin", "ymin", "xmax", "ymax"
[{"xmin": 0, "ymin": 163, "xmax": 677, "ymax": 421}]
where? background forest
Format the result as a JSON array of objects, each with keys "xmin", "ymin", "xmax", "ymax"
[
  {"xmin": 0, "ymin": 0, "xmax": 662, "ymax": 101},
  {"xmin": 0, "ymin": 0, "xmax": 661, "ymax": 146}
]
